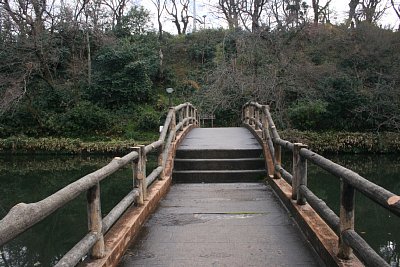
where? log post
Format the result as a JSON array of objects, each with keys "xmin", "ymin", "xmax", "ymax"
[
  {"xmin": 179, "ymin": 108, "xmax": 183, "ymax": 131},
  {"xmin": 249, "ymin": 105, "xmax": 254, "ymax": 127},
  {"xmin": 292, "ymin": 143, "xmax": 307, "ymax": 200},
  {"xmin": 244, "ymin": 105, "xmax": 250, "ymax": 124},
  {"xmin": 295, "ymin": 144, "xmax": 308, "ymax": 205},
  {"xmin": 338, "ymin": 179, "xmax": 355, "ymax": 259},
  {"xmin": 261, "ymin": 109, "xmax": 269, "ymax": 141},
  {"xmin": 255, "ymin": 107, "xmax": 260, "ymax": 131},
  {"xmin": 170, "ymin": 108, "xmax": 176, "ymax": 138},
  {"xmin": 140, "ymin": 145, "xmax": 147, "ymax": 200},
  {"xmin": 185, "ymin": 104, "xmax": 189, "ymax": 127},
  {"xmin": 87, "ymin": 182, "xmax": 105, "ymax": 258},
  {"xmin": 273, "ymin": 143, "xmax": 281, "ymax": 179},
  {"xmin": 157, "ymin": 143, "xmax": 165, "ymax": 180},
  {"xmin": 132, "ymin": 146, "xmax": 144, "ymax": 205},
  {"xmin": 190, "ymin": 106, "xmax": 193, "ymax": 124}
]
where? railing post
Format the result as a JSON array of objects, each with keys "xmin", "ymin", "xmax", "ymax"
[
  {"xmin": 179, "ymin": 108, "xmax": 183, "ymax": 131},
  {"xmin": 87, "ymin": 182, "xmax": 105, "ymax": 259},
  {"xmin": 338, "ymin": 179, "xmax": 355, "ymax": 259},
  {"xmin": 249, "ymin": 105, "xmax": 254, "ymax": 127},
  {"xmin": 185, "ymin": 103, "xmax": 189, "ymax": 127},
  {"xmin": 295, "ymin": 144, "xmax": 308, "ymax": 205},
  {"xmin": 133, "ymin": 146, "xmax": 146, "ymax": 205},
  {"xmin": 158, "ymin": 143, "xmax": 165, "ymax": 180},
  {"xmin": 273, "ymin": 143, "xmax": 281, "ymax": 179},
  {"xmin": 189, "ymin": 105, "xmax": 193, "ymax": 124},
  {"xmin": 244, "ymin": 105, "xmax": 250, "ymax": 124},
  {"xmin": 255, "ymin": 107, "xmax": 260, "ymax": 131},
  {"xmin": 170, "ymin": 108, "xmax": 176, "ymax": 137},
  {"xmin": 292, "ymin": 143, "xmax": 307, "ymax": 200}
]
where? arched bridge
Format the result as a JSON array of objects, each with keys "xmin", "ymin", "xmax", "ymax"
[{"xmin": 0, "ymin": 102, "xmax": 399, "ymax": 267}]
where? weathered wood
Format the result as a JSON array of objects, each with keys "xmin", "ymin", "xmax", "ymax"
[
  {"xmin": 185, "ymin": 104, "xmax": 189, "ymax": 127},
  {"xmin": 244, "ymin": 106, "xmax": 250, "ymax": 124},
  {"xmin": 255, "ymin": 108, "xmax": 260, "ymax": 130},
  {"xmin": 87, "ymin": 183, "xmax": 105, "ymax": 258},
  {"xmin": 263, "ymin": 105, "xmax": 280, "ymax": 140},
  {"xmin": 145, "ymin": 140, "xmax": 163, "ymax": 155},
  {"xmin": 132, "ymin": 147, "xmax": 144, "ymax": 205},
  {"xmin": 299, "ymin": 185, "xmax": 340, "ymax": 234},
  {"xmin": 300, "ymin": 148, "xmax": 400, "ymax": 217},
  {"xmin": 55, "ymin": 232, "xmax": 99, "ymax": 267},
  {"xmin": 0, "ymin": 154, "xmax": 137, "ymax": 246},
  {"xmin": 274, "ymin": 138, "xmax": 294, "ymax": 151},
  {"xmin": 342, "ymin": 229, "xmax": 390, "ymax": 267},
  {"xmin": 102, "ymin": 189, "xmax": 139, "ymax": 234},
  {"xmin": 338, "ymin": 180, "xmax": 355, "ymax": 259},
  {"xmin": 146, "ymin": 166, "xmax": 164, "ymax": 186},
  {"xmin": 159, "ymin": 109, "xmax": 174, "ymax": 142},
  {"xmin": 293, "ymin": 143, "xmax": 307, "ymax": 204},
  {"xmin": 158, "ymin": 144, "xmax": 165, "ymax": 180},
  {"xmin": 275, "ymin": 165, "xmax": 292, "ymax": 184},
  {"xmin": 139, "ymin": 145, "xmax": 147, "ymax": 200},
  {"xmin": 273, "ymin": 143, "xmax": 282, "ymax": 179}
]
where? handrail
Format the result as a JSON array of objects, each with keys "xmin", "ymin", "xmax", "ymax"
[
  {"xmin": 242, "ymin": 101, "xmax": 398, "ymax": 267},
  {"xmin": 0, "ymin": 102, "xmax": 199, "ymax": 266}
]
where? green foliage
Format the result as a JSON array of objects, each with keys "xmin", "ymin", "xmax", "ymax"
[
  {"xmin": 116, "ymin": 6, "xmax": 152, "ymax": 37},
  {"xmin": 88, "ymin": 36, "xmax": 159, "ymax": 108},
  {"xmin": 288, "ymin": 100, "xmax": 328, "ymax": 130},
  {"xmin": 134, "ymin": 105, "xmax": 161, "ymax": 131},
  {"xmin": 46, "ymin": 101, "xmax": 113, "ymax": 137},
  {"xmin": 280, "ymin": 130, "xmax": 400, "ymax": 153},
  {"xmin": 0, "ymin": 137, "xmax": 137, "ymax": 154}
]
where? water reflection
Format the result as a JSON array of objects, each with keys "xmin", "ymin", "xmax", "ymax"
[
  {"xmin": 0, "ymin": 154, "xmax": 139, "ymax": 267},
  {"xmin": 380, "ymin": 241, "xmax": 399, "ymax": 267}
]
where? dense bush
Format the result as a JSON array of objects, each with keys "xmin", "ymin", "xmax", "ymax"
[
  {"xmin": 288, "ymin": 100, "xmax": 328, "ymax": 130},
  {"xmin": 46, "ymin": 101, "xmax": 113, "ymax": 137}
]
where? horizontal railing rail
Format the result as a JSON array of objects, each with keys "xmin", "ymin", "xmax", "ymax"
[
  {"xmin": 242, "ymin": 101, "xmax": 399, "ymax": 267},
  {"xmin": 0, "ymin": 102, "xmax": 198, "ymax": 267}
]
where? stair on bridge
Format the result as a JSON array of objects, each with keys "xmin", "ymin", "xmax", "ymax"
[{"xmin": 173, "ymin": 127, "xmax": 266, "ymax": 182}]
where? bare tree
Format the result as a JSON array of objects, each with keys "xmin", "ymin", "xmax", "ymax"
[
  {"xmin": 391, "ymin": 0, "xmax": 400, "ymax": 19},
  {"xmin": 359, "ymin": 0, "xmax": 389, "ymax": 23},
  {"xmin": 311, "ymin": 0, "xmax": 331, "ymax": 24},
  {"xmin": 101, "ymin": 0, "xmax": 129, "ymax": 30},
  {"xmin": 151, "ymin": 0, "xmax": 166, "ymax": 40},
  {"xmin": 347, "ymin": 0, "xmax": 359, "ymax": 27},
  {"xmin": 165, "ymin": 0, "xmax": 191, "ymax": 35},
  {"xmin": 218, "ymin": 0, "xmax": 240, "ymax": 30}
]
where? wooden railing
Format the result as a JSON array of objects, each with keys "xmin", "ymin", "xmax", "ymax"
[
  {"xmin": 0, "ymin": 103, "xmax": 198, "ymax": 267},
  {"xmin": 242, "ymin": 101, "xmax": 400, "ymax": 267}
]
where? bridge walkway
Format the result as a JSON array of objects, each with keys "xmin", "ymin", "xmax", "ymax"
[{"xmin": 118, "ymin": 128, "xmax": 323, "ymax": 266}]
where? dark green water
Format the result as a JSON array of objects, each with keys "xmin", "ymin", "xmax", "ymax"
[
  {"xmin": 0, "ymin": 154, "xmax": 143, "ymax": 267},
  {"xmin": 0, "ymin": 154, "xmax": 399, "ymax": 266},
  {"xmin": 281, "ymin": 152, "xmax": 400, "ymax": 266}
]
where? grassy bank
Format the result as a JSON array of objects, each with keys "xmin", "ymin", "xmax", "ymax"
[
  {"xmin": 0, "ymin": 136, "xmax": 157, "ymax": 154},
  {"xmin": 280, "ymin": 130, "xmax": 400, "ymax": 154},
  {"xmin": 1, "ymin": 131, "xmax": 400, "ymax": 154}
]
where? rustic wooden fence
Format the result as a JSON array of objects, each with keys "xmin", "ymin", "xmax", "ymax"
[
  {"xmin": 0, "ymin": 103, "xmax": 198, "ymax": 267},
  {"xmin": 242, "ymin": 101, "xmax": 400, "ymax": 267}
]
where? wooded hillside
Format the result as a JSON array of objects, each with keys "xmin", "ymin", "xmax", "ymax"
[{"xmin": 0, "ymin": 0, "xmax": 399, "ymax": 140}]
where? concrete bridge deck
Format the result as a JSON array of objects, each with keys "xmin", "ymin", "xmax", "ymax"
[
  {"xmin": 119, "ymin": 128, "xmax": 323, "ymax": 266},
  {"xmin": 119, "ymin": 183, "xmax": 322, "ymax": 266}
]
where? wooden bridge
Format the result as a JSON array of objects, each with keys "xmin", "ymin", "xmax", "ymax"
[{"xmin": 1, "ymin": 102, "xmax": 399, "ymax": 266}]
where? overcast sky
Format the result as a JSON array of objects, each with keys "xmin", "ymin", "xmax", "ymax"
[{"xmin": 137, "ymin": 0, "xmax": 400, "ymax": 34}]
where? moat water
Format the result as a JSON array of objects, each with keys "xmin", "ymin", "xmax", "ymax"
[{"xmin": 0, "ymin": 153, "xmax": 399, "ymax": 266}]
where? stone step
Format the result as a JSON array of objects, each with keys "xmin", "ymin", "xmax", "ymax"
[
  {"xmin": 174, "ymin": 158, "xmax": 265, "ymax": 171},
  {"xmin": 172, "ymin": 169, "xmax": 267, "ymax": 183},
  {"xmin": 175, "ymin": 148, "xmax": 263, "ymax": 159}
]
